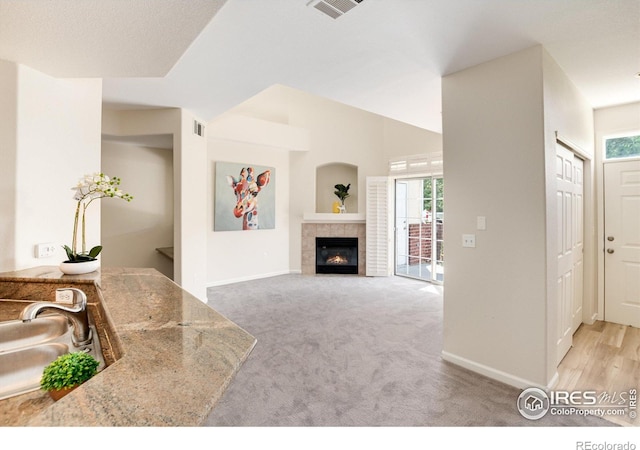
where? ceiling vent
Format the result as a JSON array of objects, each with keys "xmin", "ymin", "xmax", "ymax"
[
  {"xmin": 311, "ymin": 0, "xmax": 364, "ymax": 19},
  {"xmin": 193, "ymin": 120, "xmax": 205, "ymax": 137}
]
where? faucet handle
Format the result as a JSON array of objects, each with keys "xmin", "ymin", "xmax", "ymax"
[{"xmin": 56, "ymin": 288, "xmax": 87, "ymax": 309}]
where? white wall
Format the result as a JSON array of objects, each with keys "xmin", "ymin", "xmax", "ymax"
[
  {"xmin": 288, "ymin": 89, "xmax": 443, "ymax": 273},
  {"xmin": 541, "ymin": 49, "xmax": 595, "ymax": 384},
  {"xmin": 102, "ymin": 108, "xmax": 208, "ymax": 301},
  {"xmin": 442, "ymin": 46, "xmax": 549, "ymax": 388},
  {"xmin": 101, "ymin": 140, "xmax": 174, "ymax": 279},
  {"xmin": 442, "ymin": 45, "xmax": 595, "ymax": 389},
  {"xmin": 0, "ymin": 59, "xmax": 102, "ymax": 272},
  {"xmin": 594, "ymin": 101, "xmax": 640, "ymax": 320},
  {"xmin": 382, "ymin": 117, "xmax": 443, "ymax": 161},
  {"xmin": 207, "ymin": 140, "xmax": 291, "ymax": 285},
  {"xmin": 0, "ymin": 60, "xmax": 18, "ymax": 271}
]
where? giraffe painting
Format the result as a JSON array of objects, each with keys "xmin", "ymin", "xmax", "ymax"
[{"xmin": 215, "ymin": 163, "xmax": 275, "ymax": 231}]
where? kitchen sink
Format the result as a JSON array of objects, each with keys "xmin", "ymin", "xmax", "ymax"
[
  {"xmin": 0, "ymin": 315, "xmax": 105, "ymax": 401},
  {"xmin": 0, "ymin": 314, "xmax": 69, "ymax": 353}
]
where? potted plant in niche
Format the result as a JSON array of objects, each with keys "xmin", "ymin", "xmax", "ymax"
[
  {"xmin": 40, "ymin": 351, "xmax": 100, "ymax": 401},
  {"xmin": 60, "ymin": 172, "xmax": 133, "ymax": 275},
  {"xmin": 333, "ymin": 183, "xmax": 350, "ymax": 213}
]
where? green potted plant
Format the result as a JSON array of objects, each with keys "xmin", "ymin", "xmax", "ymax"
[
  {"xmin": 334, "ymin": 183, "xmax": 351, "ymax": 213},
  {"xmin": 60, "ymin": 172, "xmax": 133, "ymax": 275},
  {"xmin": 40, "ymin": 351, "xmax": 100, "ymax": 401}
]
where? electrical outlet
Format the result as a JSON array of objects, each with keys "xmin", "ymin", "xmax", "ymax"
[
  {"xmin": 55, "ymin": 289, "xmax": 74, "ymax": 304},
  {"xmin": 462, "ymin": 234, "xmax": 476, "ymax": 248},
  {"xmin": 35, "ymin": 243, "xmax": 56, "ymax": 258}
]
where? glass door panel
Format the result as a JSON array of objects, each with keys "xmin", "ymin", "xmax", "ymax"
[{"xmin": 395, "ymin": 177, "xmax": 444, "ymax": 283}]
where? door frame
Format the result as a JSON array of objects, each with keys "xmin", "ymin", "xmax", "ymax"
[
  {"xmin": 602, "ymin": 158, "xmax": 640, "ymax": 325},
  {"xmin": 596, "ymin": 129, "xmax": 640, "ymax": 321},
  {"xmin": 599, "ymin": 155, "xmax": 640, "ymax": 321}
]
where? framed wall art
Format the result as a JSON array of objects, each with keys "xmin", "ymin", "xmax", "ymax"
[{"xmin": 214, "ymin": 162, "xmax": 275, "ymax": 231}]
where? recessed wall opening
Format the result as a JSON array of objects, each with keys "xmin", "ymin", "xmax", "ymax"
[
  {"xmin": 101, "ymin": 133, "xmax": 175, "ymax": 280},
  {"xmin": 315, "ymin": 162, "xmax": 358, "ymax": 213}
]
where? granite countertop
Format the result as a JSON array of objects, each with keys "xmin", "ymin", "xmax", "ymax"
[{"xmin": 0, "ymin": 266, "xmax": 256, "ymax": 426}]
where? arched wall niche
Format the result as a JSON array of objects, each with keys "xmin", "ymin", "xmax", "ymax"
[{"xmin": 315, "ymin": 162, "xmax": 358, "ymax": 213}]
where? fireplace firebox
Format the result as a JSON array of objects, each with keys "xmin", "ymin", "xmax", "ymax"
[{"xmin": 316, "ymin": 237, "xmax": 358, "ymax": 275}]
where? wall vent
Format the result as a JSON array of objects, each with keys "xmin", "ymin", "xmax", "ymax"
[
  {"xmin": 311, "ymin": 0, "xmax": 364, "ymax": 19},
  {"xmin": 193, "ymin": 120, "xmax": 205, "ymax": 137}
]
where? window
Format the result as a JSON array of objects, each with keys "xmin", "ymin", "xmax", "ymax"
[{"xmin": 605, "ymin": 133, "xmax": 640, "ymax": 160}]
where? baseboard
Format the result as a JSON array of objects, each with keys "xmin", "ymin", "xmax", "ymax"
[
  {"xmin": 207, "ymin": 270, "xmax": 299, "ymax": 287},
  {"xmin": 546, "ymin": 371, "xmax": 560, "ymax": 390},
  {"xmin": 441, "ymin": 350, "xmax": 548, "ymax": 390}
]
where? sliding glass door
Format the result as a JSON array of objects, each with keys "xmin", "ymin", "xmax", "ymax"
[{"xmin": 395, "ymin": 177, "xmax": 444, "ymax": 283}]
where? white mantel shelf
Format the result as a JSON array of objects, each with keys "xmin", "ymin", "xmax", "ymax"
[{"xmin": 302, "ymin": 213, "xmax": 365, "ymax": 223}]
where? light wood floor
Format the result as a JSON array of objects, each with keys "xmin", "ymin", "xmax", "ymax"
[{"xmin": 556, "ymin": 321, "xmax": 640, "ymax": 427}]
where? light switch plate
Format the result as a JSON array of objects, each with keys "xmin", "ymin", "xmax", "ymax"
[{"xmin": 477, "ymin": 216, "xmax": 486, "ymax": 230}]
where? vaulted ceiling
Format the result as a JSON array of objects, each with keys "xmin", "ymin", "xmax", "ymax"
[{"xmin": 1, "ymin": 0, "xmax": 638, "ymax": 133}]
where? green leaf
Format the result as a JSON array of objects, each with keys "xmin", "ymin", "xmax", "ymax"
[
  {"xmin": 88, "ymin": 245, "xmax": 103, "ymax": 258},
  {"xmin": 62, "ymin": 245, "xmax": 75, "ymax": 261},
  {"xmin": 74, "ymin": 255, "xmax": 95, "ymax": 262}
]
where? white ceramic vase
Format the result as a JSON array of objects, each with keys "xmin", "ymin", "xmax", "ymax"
[{"xmin": 59, "ymin": 259, "xmax": 100, "ymax": 275}]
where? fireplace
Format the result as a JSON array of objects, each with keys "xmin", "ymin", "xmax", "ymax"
[{"xmin": 316, "ymin": 237, "xmax": 358, "ymax": 275}]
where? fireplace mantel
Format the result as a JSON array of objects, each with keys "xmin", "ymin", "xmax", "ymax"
[{"xmin": 302, "ymin": 213, "xmax": 365, "ymax": 224}]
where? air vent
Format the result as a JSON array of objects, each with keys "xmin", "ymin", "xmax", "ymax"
[
  {"xmin": 311, "ymin": 0, "xmax": 364, "ymax": 19},
  {"xmin": 314, "ymin": 2, "xmax": 342, "ymax": 19},
  {"xmin": 193, "ymin": 120, "xmax": 205, "ymax": 137},
  {"xmin": 325, "ymin": 0, "xmax": 357, "ymax": 13}
]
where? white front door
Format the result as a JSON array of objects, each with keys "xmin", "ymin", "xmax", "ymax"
[
  {"xmin": 556, "ymin": 144, "xmax": 584, "ymax": 365},
  {"xmin": 604, "ymin": 159, "xmax": 640, "ymax": 327}
]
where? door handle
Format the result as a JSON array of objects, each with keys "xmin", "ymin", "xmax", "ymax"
[{"xmin": 607, "ymin": 248, "xmax": 614, "ymax": 254}]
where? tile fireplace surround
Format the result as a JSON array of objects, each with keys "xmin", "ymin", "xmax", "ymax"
[{"xmin": 301, "ymin": 222, "xmax": 366, "ymax": 275}]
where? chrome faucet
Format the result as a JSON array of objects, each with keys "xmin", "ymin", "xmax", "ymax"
[{"xmin": 20, "ymin": 288, "xmax": 92, "ymax": 346}]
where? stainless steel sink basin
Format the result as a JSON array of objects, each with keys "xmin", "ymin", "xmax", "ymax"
[
  {"xmin": 0, "ymin": 315, "xmax": 69, "ymax": 353},
  {"xmin": 0, "ymin": 315, "xmax": 105, "ymax": 401},
  {"xmin": 0, "ymin": 343, "xmax": 69, "ymax": 400}
]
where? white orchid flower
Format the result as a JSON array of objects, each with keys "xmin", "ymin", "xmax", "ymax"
[{"xmin": 65, "ymin": 172, "xmax": 133, "ymax": 261}]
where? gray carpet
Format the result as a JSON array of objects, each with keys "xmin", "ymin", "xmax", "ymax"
[{"xmin": 203, "ymin": 274, "xmax": 612, "ymax": 427}]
